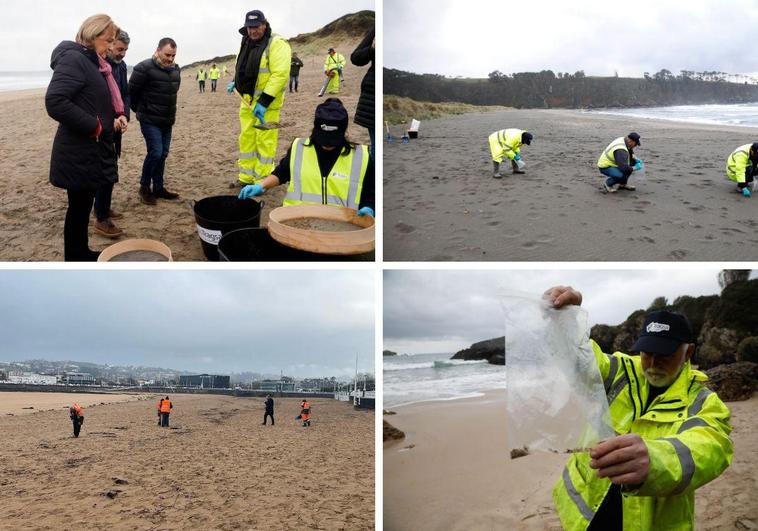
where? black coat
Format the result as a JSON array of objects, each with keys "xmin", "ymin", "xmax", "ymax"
[
  {"xmin": 45, "ymin": 41, "xmax": 118, "ymax": 191},
  {"xmin": 350, "ymin": 29, "xmax": 375, "ymax": 130},
  {"xmin": 129, "ymin": 57, "xmax": 181, "ymax": 128}
]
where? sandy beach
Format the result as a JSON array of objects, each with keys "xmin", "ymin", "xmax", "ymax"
[
  {"xmin": 0, "ymin": 39, "xmax": 369, "ymax": 261},
  {"xmin": 384, "ymin": 109, "xmax": 758, "ymax": 261},
  {"xmin": 0, "ymin": 392, "xmax": 374, "ymax": 529},
  {"xmin": 0, "ymin": 390, "xmax": 147, "ymax": 416},
  {"xmin": 383, "ymin": 390, "xmax": 758, "ymax": 530}
]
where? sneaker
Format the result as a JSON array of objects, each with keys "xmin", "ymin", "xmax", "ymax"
[
  {"xmin": 153, "ymin": 188, "xmax": 180, "ymax": 200},
  {"xmin": 618, "ymin": 183, "xmax": 636, "ymax": 191},
  {"xmin": 603, "ymin": 182, "xmax": 619, "ymax": 193},
  {"xmin": 94, "ymin": 218, "xmax": 124, "ymax": 238},
  {"xmin": 139, "ymin": 186, "xmax": 157, "ymax": 205}
]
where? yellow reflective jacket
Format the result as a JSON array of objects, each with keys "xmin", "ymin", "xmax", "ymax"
[
  {"xmin": 283, "ymin": 138, "xmax": 369, "ymax": 209},
  {"xmin": 726, "ymin": 143, "xmax": 753, "ymax": 183},
  {"xmin": 208, "ymin": 67, "xmax": 221, "ymax": 80},
  {"xmin": 553, "ymin": 340, "xmax": 733, "ymax": 531},
  {"xmin": 598, "ymin": 137, "xmax": 629, "ymax": 169},
  {"xmin": 324, "ymin": 52, "xmax": 346, "ymax": 73},
  {"xmin": 196, "ymin": 69, "xmax": 207, "ymax": 81},
  {"xmin": 236, "ymin": 34, "xmax": 291, "ymax": 110},
  {"xmin": 489, "ymin": 128, "xmax": 524, "ymax": 160}
]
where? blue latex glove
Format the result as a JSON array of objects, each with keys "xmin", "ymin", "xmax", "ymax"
[
  {"xmin": 357, "ymin": 206, "xmax": 374, "ymax": 217},
  {"xmin": 238, "ymin": 184, "xmax": 264, "ymax": 199},
  {"xmin": 226, "ymin": 81, "xmax": 235, "ymax": 94},
  {"xmin": 634, "ymin": 160, "xmax": 643, "ymax": 171},
  {"xmin": 514, "ymin": 153, "xmax": 521, "ymax": 161},
  {"xmin": 253, "ymin": 103, "xmax": 267, "ymax": 123},
  {"xmin": 743, "ymin": 187, "xmax": 751, "ymax": 198}
]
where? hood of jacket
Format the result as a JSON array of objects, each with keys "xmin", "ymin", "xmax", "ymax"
[{"xmin": 50, "ymin": 40, "xmax": 97, "ymax": 70}]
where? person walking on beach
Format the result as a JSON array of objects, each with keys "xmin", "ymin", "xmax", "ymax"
[
  {"xmin": 299, "ymin": 399, "xmax": 311, "ymax": 427},
  {"xmin": 69, "ymin": 403, "xmax": 85, "ymax": 437},
  {"xmin": 45, "ymin": 13, "xmax": 126, "ymax": 261},
  {"xmin": 129, "ymin": 37, "xmax": 181, "ymax": 205},
  {"xmin": 209, "ymin": 63, "xmax": 221, "ymax": 92},
  {"xmin": 222, "ymin": 64, "xmax": 228, "ymax": 77},
  {"xmin": 262, "ymin": 394, "xmax": 275, "ymax": 425},
  {"xmin": 238, "ymin": 98, "xmax": 375, "ymax": 218},
  {"xmin": 597, "ymin": 132, "xmax": 644, "ymax": 193},
  {"xmin": 350, "ymin": 29, "xmax": 375, "ymax": 160},
  {"xmin": 545, "ymin": 285, "xmax": 732, "ymax": 531},
  {"xmin": 158, "ymin": 396, "xmax": 173, "ymax": 427},
  {"xmin": 228, "ymin": 9, "xmax": 291, "ymax": 188},
  {"xmin": 289, "ymin": 52, "xmax": 304, "ymax": 93},
  {"xmin": 488, "ymin": 128, "xmax": 533, "ymax": 178},
  {"xmin": 725, "ymin": 142, "xmax": 758, "ymax": 197},
  {"xmin": 319, "ymin": 48, "xmax": 345, "ymax": 97},
  {"xmin": 196, "ymin": 68, "xmax": 207, "ymax": 93},
  {"xmin": 93, "ymin": 29, "xmax": 131, "ymax": 239}
]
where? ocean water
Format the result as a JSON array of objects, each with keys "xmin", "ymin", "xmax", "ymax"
[
  {"xmin": 590, "ymin": 103, "xmax": 758, "ymax": 128},
  {"xmin": 383, "ymin": 352, "xmax": 506, "ymax": 408},
  {"xmin": 0, "ymin": 71, "xmax": 52, "ymax": 92}
]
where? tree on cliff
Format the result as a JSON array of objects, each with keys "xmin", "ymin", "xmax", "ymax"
[{"xmin": 718, "ymin": 270, "xmax": 751, "ymax": 290}]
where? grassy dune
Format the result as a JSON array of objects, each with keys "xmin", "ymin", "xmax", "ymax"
[{"xmin": 383, "ymin": 95, "xmax": 507, "ymax": 126}]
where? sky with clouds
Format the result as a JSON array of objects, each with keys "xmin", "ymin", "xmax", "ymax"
[
  {"xmin": 2, "ymin": 0, "xmax": 374, "ymax": 71},
  {"xmin": 383, "ymin": 269, "xmax": 754, "ymax": 354},
  {"xmin": 384, "ymin": 0, "xmax": 758, "ymax": 78},
  {"xmin": 0, "ymin": 270, "xmax": 374, "ymax": 378}
]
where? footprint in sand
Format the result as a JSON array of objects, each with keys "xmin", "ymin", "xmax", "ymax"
[
  {"xmin": 669, "ymin": 249, "xmax": 688, "ymax": 259},
  {"xmin": 395, "ymin": 222, "xmax": 416, "ymax": 234}
]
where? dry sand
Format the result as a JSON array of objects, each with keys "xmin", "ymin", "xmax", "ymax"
[
  {"xmin": 0, "ymin": 390, "xmax": 146, "ymax": 416},
  {"xmin": 384, "ymin": 109, "xmax": 758, "ymax": 261},
  {"xmin": 383, "ymin": 390, "xmax": 758, "ymax": 531},
  {"xmin": 0, "ymin": 393, "xmax": 374, "ymax": 530},
  {"xmin": 0, "ymin": 41, "xmax": 369, "ymax": 261}
]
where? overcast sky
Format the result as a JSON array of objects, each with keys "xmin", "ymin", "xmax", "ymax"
[
  {"xmin": 385, "ymin": 0, "xmax": 758, "ymax": 78},
  {"xmin": 2, "ymin": 0, "xmax": 374, "ymax": 71},
  {"xmin": 383, "ymin": 269, "xmax": 753, "ymax": 355},
  {"xmin": 0, "ymin": 270, "xmax": 374, "ymax": 378}
]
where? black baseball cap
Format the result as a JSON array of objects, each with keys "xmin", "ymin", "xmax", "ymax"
[
  {"xmin": 751, "ymin": 142, "xmax": 758, "ymax": 154},
  {"xmin": 628, "ymin": 132, "xmax": 641, "ymax": 146},
  {"xmin": 312, "ymin": 98, "xmax": 348, "ymax": 147},
  {"xmin": 522, "ymin": 132, "xmax": 533, "ymax": 145},
  {"xmin": 630, "ymin": 310, "xmax": 693, "ymax": 356},
  {"xmin": 328, "ymin": 48, "xmax": 335, "ymax": 53},
  {"xmin": 239, "ymin": 10, "xmax": 266, "ymax": 34}
]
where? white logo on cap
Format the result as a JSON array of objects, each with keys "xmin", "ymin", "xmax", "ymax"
[
  {"xmin": 320, "ymin": 124, "xmax": 338, "ymax": 131},
  {"xmin": 248, "ymin": 15, "xmax": 258, "ymax": 20},
  {"xmin": 646, "ymin": 322, "xmax": 670, "ymax": 333}
]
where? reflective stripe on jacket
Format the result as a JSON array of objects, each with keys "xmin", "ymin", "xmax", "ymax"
[
  {"xmin": 726, "ymin": 143, "xmax": 752, "ymax": 183},
  {"xmin": 489, "ymin": 128, "xmax": 524, "ymax": 160},
  {"xmin": 597, "ymin": 137, "xmax": 629, "ymax": 168},
  {"xmin": 283, "ymin": 138, "xmax": 369, "ymax": 209},
  {"xmin": 553, "ymin": 340, "xmax": 733, "ymax": 531},
  {"xmin": 324, "ymin": 53, "xmax": 346, "ymax": 72},
  {"xmin": 236, "ymin": 34, "xmax": 291, "ymax": 110}
]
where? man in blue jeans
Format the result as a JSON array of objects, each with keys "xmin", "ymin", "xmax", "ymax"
[
  {"xmin": 129, "ymin": 37, "xmax": 182, "ymax": 205},
  {"xmin": 597, "ymin": 132, "xmax": 643, "ymax": 193}
]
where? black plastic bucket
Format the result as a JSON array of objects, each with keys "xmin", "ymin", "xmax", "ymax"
[
  {"xmin": 193, "ymin": 196, "xmax": 263, "ymax": 261},
  {"xmin": 218, "ymin": 227, "xmax": 375, "ymax": 262}
]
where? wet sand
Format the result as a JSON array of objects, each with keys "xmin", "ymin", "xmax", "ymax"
[
  {"xmin": 0, "ymin": 393, "xmax": 374, "ymax": 529},
  {"xmin": 383, "ymin": 390, "xmax": 758, "ymax": 530},
  {"xmin": 383, "ymin": 109, "xmax": 758, "ymax": 261},
  {"xmin": 0, "ymin": 39, "xmax": 369, "ymax": 261}
]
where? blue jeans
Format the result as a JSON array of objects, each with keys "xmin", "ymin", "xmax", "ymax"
[
  {"xmin": 600, "ymin": 167, "xmax": 629, "ymax": 187},
  {"xmin": 140, "ymin": 122, "xmax": 172, "ymax": 191}
]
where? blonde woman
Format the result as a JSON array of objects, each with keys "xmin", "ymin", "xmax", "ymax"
[{"xmin": 45, "ymin": 14, "xmax": 127, "ymax": 261}]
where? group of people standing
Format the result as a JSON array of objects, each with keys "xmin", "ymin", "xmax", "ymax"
[{"xmin": 195, "ymin": 64, "xmax": 225, "ymax": 93}]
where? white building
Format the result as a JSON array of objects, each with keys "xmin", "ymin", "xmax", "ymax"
[{"xmin": 8, "ymin": 373, "xmax": 58, "ymax": 385}]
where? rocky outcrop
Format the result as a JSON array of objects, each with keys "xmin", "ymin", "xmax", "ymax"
[
  {"xmin": 737, "ymin": 337, "xmax": 758, "ymax": 363},
  {"xmin": 383, "ymin": 420, "xmax": 405, "ymax": 442},
  {"xmin": 705, "ymin": 362, "xmax": 758, "ymax": 401},
  {"xmin": 451, "ymin": 337, "xmax": 505, "ymax": 365},
  {"xmin": 383, "ymin": 350, "xmax": 398, "ymax": 357},
  {"xmin": 696, "ymin": 327, "xmax": 739, "ymax": 370}
]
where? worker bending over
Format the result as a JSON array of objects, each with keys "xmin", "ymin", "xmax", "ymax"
[
  {"xmin": 488, "ymin": 128, "xmax": 533, "ymax": 178},
  {"xmin": 726, "ymin": 142, "xmax": 758, "ymax": 197}
]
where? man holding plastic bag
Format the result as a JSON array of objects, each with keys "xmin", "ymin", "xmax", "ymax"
[{"xmin": 545, "ymin": 286, "xmax": 732, "ymax": 531}]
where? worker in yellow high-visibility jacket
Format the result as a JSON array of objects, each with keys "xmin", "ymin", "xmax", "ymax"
[
  {"xmin": 227, "ymin": 9, "xmax": 291, "ymax": 186},
  {"xmin": 545, "ymin": 285, "xmax": 733, "ymax": 531},
  {"xmin": 320, "ymin": 48, "xmax": 345, "ymax": 96},
  {"xmin": 725, "ymin": 142, "xmax": 758, "ymax": 198},
  {"xmin": 208, "ymin": 63, "xmax": 221, "ymax": 92}
]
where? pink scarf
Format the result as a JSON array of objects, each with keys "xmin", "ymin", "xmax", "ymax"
[{"xmin": 97, "ymin": 54, "xmax": 124, "ymax": 116}]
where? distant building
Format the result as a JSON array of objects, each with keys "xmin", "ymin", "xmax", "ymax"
[
  {"xmin": 256, "ymin": 379, "xmax": 296, "ymax": 392},
  {"xmin": 62, "ymin": 372, "xmax": 96, "ymax": 386},
  {"xmin": 7, "ymin": 372, "xmax": 58, "ymax": 385},
  {"xmin": 178, "ymin": 374, "xmax": 230, "ymax": 389}
]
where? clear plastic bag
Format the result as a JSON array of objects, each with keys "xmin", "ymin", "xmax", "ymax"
[{"xmin": 503, "ymin": 291, "xmax": 615, "ymax": 457}]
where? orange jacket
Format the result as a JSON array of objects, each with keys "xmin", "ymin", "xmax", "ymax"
[
  {"xmin": 300, "ymin": 401, "xmax": 311, "ymax": 419},
  {"xmin": 70, "ymin": 403, "xmax": 83, "ymax": 417},
  {"xmin": 159, "ymin": 399, "xmax": 172, "ymax": 413}
]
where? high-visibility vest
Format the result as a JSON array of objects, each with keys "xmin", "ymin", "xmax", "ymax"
[
  {"xmin": 597, "ymin": 137, "xmax": 629, "ymax": 168},
  {"xmin": 236, "ymin": 33, "xmax": 291, "ymax": 111},
  {"xmin": 490, "ymin": 128, "xmax": 524, "ymax": 160},
  {"xmin": 301, "ymin": 402, "xmax": 311, "ymax": 417},
  {"xmin": 726, "ymin": 143, "xmax": 754, "ymax": 183},
  {"xmin": 197, "ymin": 70, "xmax": 207, "ymax": 81},
  {"xmin": 553, "ymin": 340, "xmax": 733, "ymax": 531},
  {"xmin": 208, "ymin": 67, "xmax": 221, "ymax": 80},
  {"xmin": 160, "ymin": 399, "xmax": 172, "ymax": 413},
  {"xmin": 283, "ymin": 138, "xmax": 369, "ymax": 209},
  {"xmin": 70, "ymin": 403, "xmax": 83, "ymax": 417},
  {"xmin": 324, "ymin": 53, "xmax": 346, "ymax": 73}
]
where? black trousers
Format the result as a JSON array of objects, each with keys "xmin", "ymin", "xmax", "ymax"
[
  {"xmin": 160, "ymin": 412, "xmax": 170, "ymax": 427},
  {"xmin": 72, "ymin": 417, "xmax": 83, "ymax": 437},
  {"xmin": 64, "ymin": 189, "xmax": 97, "ymax": 261},
  {"xmin": 263, "ymin": 412, "xmax": 274, "ymax": 425}
]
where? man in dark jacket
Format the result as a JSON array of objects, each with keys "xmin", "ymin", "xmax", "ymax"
[
  {"xmin": 93, "ymin": 29, "xmax": 130, "ymax": 238},
  {"xmin": 289, "ymin": 52, "xmax": 304, "ymax": 93},
  {"xmin": 263, "ymin": 394, "xmax": 274, "ymax": 425},
  {"xmin": 351, "ymin": 29, "xmax": 375, "ymax": 160},
  {"xmin": 129, "ymin": 37, "xmax": 181, "ymax": 205}
]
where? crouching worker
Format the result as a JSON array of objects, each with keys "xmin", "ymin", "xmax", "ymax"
[
  {"xmin": 545, "ymin": 285, "xmax": 733, "ymax": 530},
  {"xmin": 488, "ymin": 128, "xmax": 533, "ymax": 178},
  {"xmin": 726, "ymin": 142, "xmax": 758, "ymax": 198},
  {"xmin": 597, "ymin": 132, "xmax": 643, "ymax": 193},
  {"xmin": 238, "ymin": 98, "xmax": 375, "ymax": 218},
  {"xmin": 69, "ymin": 403, "xmax": 85, "ymax": 438},
  {"xmin": 300, "ymin": 399, "xmax": 311, "ymax": 427}
]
